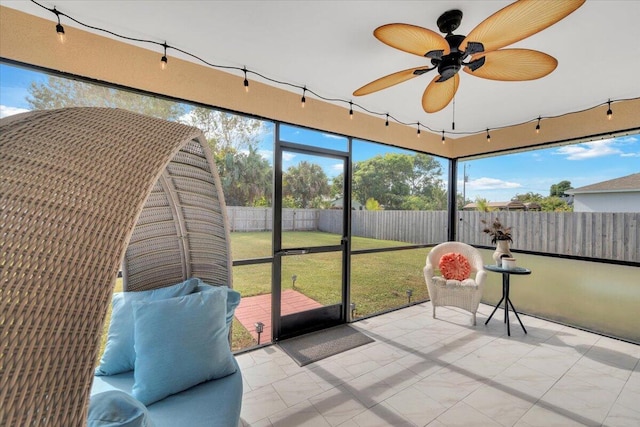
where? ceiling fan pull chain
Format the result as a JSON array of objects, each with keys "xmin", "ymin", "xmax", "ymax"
[{"xmin": 452, "ymin": 97, "xmax": 456, "ymax": 131}]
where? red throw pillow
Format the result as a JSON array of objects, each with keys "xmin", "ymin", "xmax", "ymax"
[{"xmin": 438, "ymin": 252, "xmax": 471, "ymax": 281}]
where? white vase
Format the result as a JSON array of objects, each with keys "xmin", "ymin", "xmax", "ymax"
[{"xmin": 493, "ymin": 240, "xmax": 512, "ymax": 266}]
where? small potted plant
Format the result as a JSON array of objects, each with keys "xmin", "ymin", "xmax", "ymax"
[{"xmin": 481, "ymin": 217, "xmax": 513, "ymax": 265}]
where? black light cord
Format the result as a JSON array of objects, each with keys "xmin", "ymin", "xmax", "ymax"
[{"xmin": 30, "ymin": 0, "xmax": 639, "ymax": 139}]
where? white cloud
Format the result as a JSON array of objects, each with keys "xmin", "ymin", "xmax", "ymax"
[
  {"xmin": 282, "ymin": 152, "xmax": 296, "ymax": 161},
  {"xmin": 465, "ymin": 177, "xmax": 522, "ymax": 190},
  {"xmin": 554, "ymin": 140, "xmax": 622, "ymax": 160},
  {"xmin": 258, "ymin": 149, "xmax": 273, "ymax": 160},
  {"xmin": 0, "ymin": 105, "xmax": 30, "ymax": 118},
  {"xmin": 620, "ymin": 152, "xmax": 640, "ymax": 157},
  {"xmin": 332, "ymin": 163, "xmax": 343, "ymax": 172},
  {"xmin": 323, "ymin": 133, "xmax": 345, "ymax": 140}
]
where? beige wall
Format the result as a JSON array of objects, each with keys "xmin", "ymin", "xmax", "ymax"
[{"xmin": 1, "ymin": 6, "xmax": 639, "ymax": 159}]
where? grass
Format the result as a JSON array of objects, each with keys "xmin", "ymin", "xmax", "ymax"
[
  {"xmin": 231, "ymin": 231, "xmax": 431, "ymax": 343},
  {"xmin": 98, "ymin": 231, "xmax": 431, "ymax": 357}
]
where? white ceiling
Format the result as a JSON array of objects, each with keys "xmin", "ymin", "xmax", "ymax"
[{"xmin": 6, "ymin": 0, "xmax": 640, "ymax": 137}]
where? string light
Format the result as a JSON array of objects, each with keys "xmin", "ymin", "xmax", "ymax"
[
  {"xmin": 417, "ymin": 123, "xmax": 421, "ymax": 138},
  {"xmin": 160, "ymin": 42, "xmax": 168, "ymax": 70},
  {"xmin": 486, "ymin": 129, "xmax": 491, "ymax": 143},
  {"xmin": 535, "ymin": 117, "xmax": 541, "ymax": 134},
  {"xmin": 301, "ymin": 87, "xmax": 306, "ymax": 108},
  {"xmin": 31, "ymin": 1, "xmax": 636, "ymax": 141},
  {"xmin": 243, "ymin": 67, "xmax": 249, "ymax": 93},
  {"xmin": 53, "ymin": 7, "xmax": 65, "ymax": 43}
]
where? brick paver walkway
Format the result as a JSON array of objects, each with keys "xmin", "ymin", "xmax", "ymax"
[{"xmin": 234, "ymin": 289, "xmax": 323, "ymax": 343}]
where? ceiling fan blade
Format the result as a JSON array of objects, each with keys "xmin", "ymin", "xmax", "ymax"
[
  {"xmin": 353, "ymin": 66, "xmax": 431, "ymax": 96},
  {"xmin": 422, "ymin": 74, "xmax": 459, "ymax": 113},
  {"xmin": 374, "ymin": 23, "xmax": 450, "ymax": 57},
  {"xmin": 460, "ymin": 0, "xmax": 585, "ymax": 53},
  {"xmin": 463, "ymin": 49, "xmax": 557, "ymax": 81}
]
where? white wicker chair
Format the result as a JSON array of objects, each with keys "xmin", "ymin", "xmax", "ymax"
[{"xmin": 424, "ymin": 242, "xmax": 487, "ymax": 325}]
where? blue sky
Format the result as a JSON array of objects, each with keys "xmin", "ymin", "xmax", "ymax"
[{"xmin": 2, "ymin": 62, "xmax": 638, "ymax": 203}]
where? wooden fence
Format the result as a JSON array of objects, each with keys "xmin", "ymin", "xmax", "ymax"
[{"xmin": 226, "ymin": 207, "xmax": 639, "ymax": 262}]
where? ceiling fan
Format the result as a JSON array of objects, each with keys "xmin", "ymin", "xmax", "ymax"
[{"xmin": 353, "ymin": 0, "xmax": 585, "ymax": 113}]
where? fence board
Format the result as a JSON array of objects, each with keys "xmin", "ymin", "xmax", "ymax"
[{"xmin": 226, "ymin": 207, "xmax": 639, "ymax": 262}]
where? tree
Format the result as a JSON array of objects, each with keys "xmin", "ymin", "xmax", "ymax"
[
  {"xmin": 541, "ymin": 196, "xmax": 573, "ymax": 212},
  {"xmin": 365, "ymin": 198, "xmax": 381, "ymax": 211},
  {"xmin": 27, "ymin": 76, "xmax": 185, "ymax": 120},
  {"xmin": 283, "ymin": 161, "xmax": 330, "ymax": 208},
  {"xmin": 474, "ymin": 197, "xmax": 494, "ymax": 212},
  {"xmin": 330, "ymin": 174, "xmax": 344, "ymax": 200},
  {"xmin": 182, "ymin": 108, "xmax": 264, "ymax": 152},
  {"xmin": 352, "ymin": 153, "xmax": 443, "ymax": 210},
  {"xmin": 550, "ymin": 180, "xmax": 573, "ymax": 197},
  {"xmin": 512, "ymin": 192, "xmax": 544, "ymax": 203},
  {"xmin": 215, "ymin": 145, "xmax": 272, "ymax": 206},
  {"xmin": 183, "ymin": 108, "xmax": 272, "ymax": 207}
]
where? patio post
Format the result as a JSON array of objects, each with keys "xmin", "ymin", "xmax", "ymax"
[{"xmin": 447, "ymin": 158, "xmax": 458, "ymax": 241}]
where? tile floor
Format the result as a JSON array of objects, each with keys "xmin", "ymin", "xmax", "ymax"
[{"xmin": 236, "ymin": 302, "xmax": 640, "ymax": 426}]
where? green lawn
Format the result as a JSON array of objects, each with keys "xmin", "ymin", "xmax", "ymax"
[{"xmin": 231, "ymin": 231, "xmax": 430, "ymax": 319}]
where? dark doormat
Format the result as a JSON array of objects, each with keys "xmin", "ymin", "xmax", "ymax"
[{"xmin": 278, "ymin": 324, "xmax": 374, "ymax": 366}]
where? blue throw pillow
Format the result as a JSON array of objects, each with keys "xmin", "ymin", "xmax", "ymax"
[
  {"xmin": 131, "ymin": 287, "xmax": 237, "ymax": 405},
  {"xmin": 95, "ymin": 278, "xmax": 199, "ymax": 376},
  {"xmin": 194, "ymin": 283, "xmax": 241, "ymax": 331},
  {"xmin": 87, "ymin": 390, "xmax": 154, "ymax": 427}
]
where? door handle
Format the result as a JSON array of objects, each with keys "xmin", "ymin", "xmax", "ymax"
[{"xmin": 276, "ymin": 249, "xmax": 310, "ymax": 256}]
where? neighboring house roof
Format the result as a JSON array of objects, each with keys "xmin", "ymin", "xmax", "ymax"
[
  {"xmin": 566, "ymin": 172, "xmax": 640, "ymax": 194},
  {"xmin": 463, "ymin": 201, "xmax": 529, "ymax": 211}
]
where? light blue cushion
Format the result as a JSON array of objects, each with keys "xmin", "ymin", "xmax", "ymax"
[
  {"xmin": 131, "ymin": 287, "xmax": 237, "ymax": 405},
  {"xmin": 194, "ymin": 283, "xmax": 241, "ymax": 331},
  {"xmin": 95, "ymin": 278, "xmax": 199, "ymax": 376},
  {"xmin": 87, "ymin": 390, "xmax": 154, "ymax": 427}
]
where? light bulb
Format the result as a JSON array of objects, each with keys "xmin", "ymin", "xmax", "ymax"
[
  {"xmin": 486, "ymin": 129, "xmax": 491, "ymax": 143},
  {"xmin": 349, "ymin": 102, "xmax": 353, "ymax": 120},
  {"xmin": 160, "ymin": 55, "xmax": 167, "ymax": 70},
  {"xmin": 56, "ymin": 24, "xmax": 66, "ymax": 43},
  {"xmin": 606, "ymin": 100, "xmax": 612, "ymax": 120}
]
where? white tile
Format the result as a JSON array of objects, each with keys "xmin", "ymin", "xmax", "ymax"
[
  {"xmin": 237, "ymin": 303, "xmax": 640, "ymax": 427},
  {"xmin": 435, "ymin": 401, "xmax": 501, "ymax": 427},
  {"xmin": 241, "ymin": 385, "xmax": 288, "ymax": 424},
  {"xmin": 348, "ymin": 402, "xmax": 415, "ymax": 427},
  {"xmin": 272, "ymin": 371, "xmax": 329, "ymax": 407},
  {"xmin": 242, "ymin": 360, "xmax": 289, "ymax": 389},
  {"xmin": 347, "ymin": 372, "xmax": 397, "ymax": 408},
  {"xmin": 268, "ymin": 401, "xmax": 332, "ymax": 427},
  {"xmin": 517, "ymin": 403, "xmax": 597, "ymax": 427},
  {"xmin": 384, "ymin": 384, "xmax": 449, "ymax": 425},
  {"xmin": 603, "ymin": 402, "xmax": 640, "ymax": 427},
  {"xmin": 309, "ymin": 385, "xmax": 368, "ymax": 426},
  {"xmin": 463, "ymin": 384, "xmax": 534, "ymax": 427}
]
